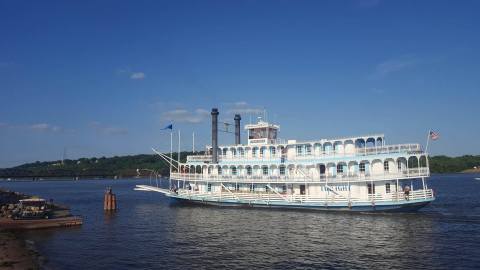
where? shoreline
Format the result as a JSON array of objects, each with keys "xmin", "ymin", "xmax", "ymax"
[
  {"xmin": 0, "ymin": 188, "xmax": 80, "ymax": 269},
  {"xmin": 0, "ymin": 230, "xmax": 42, "ymax": 270}
]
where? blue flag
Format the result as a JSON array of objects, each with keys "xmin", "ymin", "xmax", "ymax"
[{"xmin": 161, "ymin": 124, "xmax": 173, "ymax": 130}]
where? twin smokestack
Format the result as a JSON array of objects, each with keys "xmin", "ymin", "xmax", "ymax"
[{"xmin": 211, "ymin": 108, "xmax": 241, "ymax": 164}]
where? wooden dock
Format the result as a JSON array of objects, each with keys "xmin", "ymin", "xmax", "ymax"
[{"xmin": 0, "ymin": 216, "xmax": 83, "ymax": 230}]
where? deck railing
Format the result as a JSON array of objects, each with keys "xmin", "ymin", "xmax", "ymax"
[
  {"xmin": 186, "ymin": 155, "xmax": 213, "ymax": 162},
  {"xmin": 368, "ymin": 189, "xmax": 433, "ymax": 202},
  {"xmin": 186, "ymin": 143, "xmax": 423, "ymax": 163},
  {"xmin": 175, "ymin": 188, "xmax": 433, "ymax": 204},
  {"xmin": 170, "ymin": 167, "xmax": 429, "ymax": 183}
]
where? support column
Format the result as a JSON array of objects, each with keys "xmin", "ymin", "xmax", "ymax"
[
  {"xmin": 348, "ymin": 178, "xmax": 351, "ymax": 208},
  {"xmin": 396, "ymin": 178, "xmax": 399, "ymax": 201},
  {"xmin": 417, "ymin": 156, "xmax": 420, "ymax": 177},
  {"xmin": 422, "ymin": 177, "xmax": 427, "ymax": 199}
]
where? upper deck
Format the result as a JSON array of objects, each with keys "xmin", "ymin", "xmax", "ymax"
[
  {"xmin": 187, "ymin": 134, "xmax": 421, "ymax": 165},
  {"xmin": 173, "ymin": 113, "xmax": 429, "ymax": 183}
]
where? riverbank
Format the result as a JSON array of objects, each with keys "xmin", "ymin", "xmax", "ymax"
[
  {"xmin": 0, "ymin": 188, "xmax": 82, "ymax": 269},
  {"xmin": 462, "ymin": 168, "xmax": 480, "ymax": 173},
  {"xmin": 0, "ymin": 230, "xmax": 41, "ymax": 270}
]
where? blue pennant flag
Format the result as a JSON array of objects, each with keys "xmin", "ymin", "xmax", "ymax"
[{"xmin": 161, "ymin": 124, "xmax": 173, "ymax": 130}]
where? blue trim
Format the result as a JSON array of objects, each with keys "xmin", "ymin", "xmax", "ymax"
[{"xmin": 167, "ymin": 194, "xmax": 434, "ymax": 212}]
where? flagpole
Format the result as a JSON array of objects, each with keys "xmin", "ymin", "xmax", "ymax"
[
  {"xmin": 425, "ymin": 129, "xmax": 431, "ymax": 153},
  {"xmin": 178, "ymin": 130, "xmax": 181, "ymax": 166},
  {"xmin": 192, "ymin": 132, "xmax": 195, "ymax": 153},
  {"xmin": 169, "ymin": 131, "xmax": 173, "ymax": 189},
  {"xmin": 425, "ymin": 129, "xmax": 431, "ymax": 175}
]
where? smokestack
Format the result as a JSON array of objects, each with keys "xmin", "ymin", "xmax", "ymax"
[
  {"xmin": 211, "ymin": 108, "xmax": 219, "ymax": 163},
  {"xmin": 234, "ymin": 114, "xmax": 241, "ymax": 145}
]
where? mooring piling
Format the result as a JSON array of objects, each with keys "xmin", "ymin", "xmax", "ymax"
[{"xmin": 103, "ymin": 187, "xmax": 117, "ymax": 211}]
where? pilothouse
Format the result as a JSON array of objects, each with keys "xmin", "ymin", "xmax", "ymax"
[{"xmin": 136, "ymin": 108, "xmax": 435, "ymax": 212}]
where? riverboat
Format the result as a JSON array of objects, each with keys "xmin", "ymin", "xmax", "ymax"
[{"xmin": 136, "ymin": 108, "xmax": 434, "ymax": 212}]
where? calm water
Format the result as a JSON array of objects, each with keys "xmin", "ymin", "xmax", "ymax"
[{"xmin": 1, "ymin": 174, "xmax": 480, "ymax": 269}]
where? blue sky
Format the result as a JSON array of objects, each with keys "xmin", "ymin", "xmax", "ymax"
[{"xmin": 0, "ymin": 0, "xmax": 479, "ymax": 167}]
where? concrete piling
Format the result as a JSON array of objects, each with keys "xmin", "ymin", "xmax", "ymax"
[{"xmin": 103, "ymin": 187, "xmax": 117, "ymax": 211}]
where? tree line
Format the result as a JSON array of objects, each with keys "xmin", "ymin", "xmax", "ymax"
[
  {"xmin": 0, "ymin": 152, "xmax": 196, "ymax": 179},
  {"xmin": 0, "ymin": 153, "xmax": 479, "ymax": 178}
]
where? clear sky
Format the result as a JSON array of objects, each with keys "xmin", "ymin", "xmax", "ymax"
[{"xmin": 1, "ymin": 0, "xmax": 479, "ymax": 167}]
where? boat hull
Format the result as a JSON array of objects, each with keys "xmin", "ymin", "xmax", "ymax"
[{"xmin": 168, "ymin": 195, "xmax": 433, "ymax": 213}]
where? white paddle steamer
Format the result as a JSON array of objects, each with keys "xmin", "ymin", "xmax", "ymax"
[{"xmin": 136, "ymin": 108, "xmax": 434, "ymax": 212}]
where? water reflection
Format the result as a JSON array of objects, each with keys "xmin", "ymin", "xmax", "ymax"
[
  {"xmin": 103, "ymin": 211, "xmax": 117, "ymax": 225},
  {"xmin": 160, "ymin": 205, "xmax": 439, "ymax": 269}
]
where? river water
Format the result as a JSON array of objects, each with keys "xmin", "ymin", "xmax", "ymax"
[{"xmin": 1, "ymin": 174, "xmax": 480, "ymax": 269}]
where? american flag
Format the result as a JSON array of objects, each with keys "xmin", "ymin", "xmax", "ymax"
[{"xmin": 429, "ymin": 130, "xmax": 439, "ymax": 140}]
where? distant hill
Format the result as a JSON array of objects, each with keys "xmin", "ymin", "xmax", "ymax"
[
  {"xmin": 0, "ymin": 152, "xmax": 199, "ymax": 179},
  {"xmin": 0, "ymin": 153, "xmax": 479, "ymax": 179},
  {"xmin": 429, "ymin": 155, "xmax": 480, "ymax": 174}
]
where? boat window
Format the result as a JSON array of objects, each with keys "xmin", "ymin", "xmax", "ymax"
[
  {"xmin": 231, "ymin": 167, "xmax": 237, "ymax": 175},
  {"xmin": 260, "ymin": 147, "xmax": 265, "ymax": 157},
  {"xmin": 208, "ymin": 167, "xmax": 212, "ymax": 174},
  {"xmin": 386, "ymin": 183, "xmax": 391, "ymax": 193},
  {"xmin": 337, "ymin": 164, "xmax": 344, "ymax": 174},
  {"xmin": 238, "ymin": 148, "xmax": 244, "ymax": 157},
  {"xmin": 367, "ymin": 183, "xmax": 375, "ymax": 194},
  {"xmin": 207, "ymin": 183, "xmax": 212, "ymax": 192},
  {"xmin": 270, "ymin": 147, "xmax": 276, "ymax": 156},
  {"xmin": 252, "ymin": 147, "xmax": 258, "ymax": 157},
  {"xmin": 384, "ymin": 161, "xmax": 389, "ymax": 172},
  {"xmin": 218, "ymin": 167, "xmax": 222, "ymax": 175},
  {"xmin": 296, "ymin": 145, "xmax": 303, "ymax": 156},
  {"xmin": 268, "ymin": 129, "xmax": 277, "ymax": 140},
  {"xmin": 359, "ymin": 163, "xmax": 366, "ymax": 172},
  {"xmin": 246, "ymin": 166, "xmax": 252, "ymax": 175},
  {"xmin": 282, "ymin": 185, "xmax": 287, "ymax": 193},
  {"xmin": 262, "ymin": 166, "xmax": 268, "ymax": 175},
  {"xmin": 249, "ymin": 128, "xmax": 267, "ymax": 139},
  {"xmin": 300, "ymin": 185, "xmax": 306, "ymax": 195},
  {"xmin": 250, "ymin": 184, "xmax": 255, "ymax": 192},
  {"xmin": 279, "ymin": 166, "xmax": 285, "ymax": 175},
  {"xmin": 397, "ymin": 161, "xmax": 403, "ymax": 171},
  {"xmin": 306, "ymin": 145, "xmax": 312, "ymax": 155},
  {"xmin": 222, "ymin": 148, "xmax": 227, "ymax": 156}
]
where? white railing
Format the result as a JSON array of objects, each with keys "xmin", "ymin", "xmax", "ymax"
[
  {"xmin": 290, "ymin": 144, "xmax": 421, "ymax": 160},
  {"xmin": 186, "ymin": 155, "xmax": 213, "ymax": 162},
  {"xmin": 291, "ymin": 134, "xmax": 385, "ymax": 145},
  {"xmin": 356, "ymin": 144, "xmax": 421, "ymax": 155},
  {"xmin": 170, "ymin": 167, "xmax": 429, "ymax": 183},
  {"xmin": 175, "ymin": 188, "xmax": 434, "ymax": 204},
  {"xmin": 368, "ymin": 189, "xmax": 433, "ymax": 202},
  {"xmin": 185, "ymin": 143, "xmax": 423, "ymax": 163}
]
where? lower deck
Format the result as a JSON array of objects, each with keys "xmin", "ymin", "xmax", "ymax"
[
  {"xmin": 169, "ymin": 195, "xmax": 433, "ymax": 212},
  {"xmin": 135, "ymin": 180, "xmax": 435, "ymax": 212}
]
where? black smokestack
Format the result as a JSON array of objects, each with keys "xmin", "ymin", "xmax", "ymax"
[
  {"xmin": 211, "ymin": 108, "xmax": 219, "ymax": 163},
  {"xmin": 234, "ymin": 114, "xmax": 241, "ymax": 145}
]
